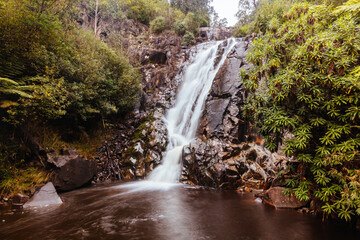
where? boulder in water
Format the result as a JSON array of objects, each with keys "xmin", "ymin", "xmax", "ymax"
[
  {"xmin": 47, "ymin": 149, "xmax": 97, "ymax": 191},
  {"xmin": 262, "ymin": 187, "xmax": 308, "ymax": 209},
  {"xmin": 23, "ymin": 182, "xmax": 62, "ymax": 208}
]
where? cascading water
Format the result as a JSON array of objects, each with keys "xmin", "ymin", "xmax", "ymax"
[{"xmin": 149, "ymin": 38, "xmax": 237, "ymax": 183}]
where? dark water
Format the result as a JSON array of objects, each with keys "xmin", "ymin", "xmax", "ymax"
[{"xmin": 0, "ymin": 181, "xmax": 358, "ymax": 240}]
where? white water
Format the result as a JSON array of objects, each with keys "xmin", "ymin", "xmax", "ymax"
[{"xmin": 149, "ymin": 38, "xmax": 237, "ymax": 183}]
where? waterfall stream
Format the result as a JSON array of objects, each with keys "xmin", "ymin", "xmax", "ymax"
[{"xmin": 149, "ymin": 38, "xmax": 237, "ymax": 183}]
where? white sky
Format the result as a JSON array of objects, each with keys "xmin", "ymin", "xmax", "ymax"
[{"xmin": 211, "ymin": 0, "xmax": 239, "ymax": 26}]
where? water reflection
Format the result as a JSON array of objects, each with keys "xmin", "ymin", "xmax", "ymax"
[{"xmin": 0, "ymin": 182, "xmax": 359, "ymax": 240}]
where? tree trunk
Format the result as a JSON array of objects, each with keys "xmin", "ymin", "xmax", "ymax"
[{"xmin": 94, "ymin": 0, "xmax": 99, "ymax": 36}]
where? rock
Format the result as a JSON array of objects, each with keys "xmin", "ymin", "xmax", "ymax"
[
  {"xmin": 244, "ymin": 179, "xmax": 264, "ymax": 190},
  {"xmin": 12, "ymin": 193, "xmax": 29, "ymax": 204},
  {"xmin": 141, "ymin": 49, "xmax": 167, "ymax": 65},
  {"xmin": 48, "ymin": 149, "xmax": 97, "ymax": 191},
  {"xmin": 23, "ymin": 182, "xmax": 62, "ymax": 208},
  {"xmin": 205, "ymin": 99, "xmax": 230, "ymax": 136},
  {"xmin": 262, "ymin": 187, "xmax": 308, "ymax": 209},
  {"xmin": 199, "ymin": 27, "xmax": 233, "ymax": 41}
]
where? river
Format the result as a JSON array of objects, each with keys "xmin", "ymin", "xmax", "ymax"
[{"xmin": 0, "ymin": 182, "xmax": 359, "ymax": 240}]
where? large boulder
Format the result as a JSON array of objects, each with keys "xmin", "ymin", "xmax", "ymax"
[
  {"xmin": 23, "ymin": 182, "xmax": 62, "ymax": 208},
  {"xmin": 262, "ymin": 187, "xmax": 308, "ymax": 209},
  {"xmin": 47, "ymin": 149, "xmax": 97, "ymax": 191}
]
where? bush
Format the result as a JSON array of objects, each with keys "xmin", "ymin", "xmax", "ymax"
[
  {"xmin": 242, "ymin": 1, "xmax": 360, "ymax": 221},
  {"xmin": 174, "ymin": 20, "xmax": 187, "ymax": 35},
  {"xmin": 233, "ymin": 25, "xmax": 251, "ymax": 37},
  {"xmin": 150, "ymin": 16, "xmax": 167, "ymax": 34},
  {"xmin": 235, "ymin": 0, "xmax": 293, "ymax": 35},
  {"xmin": 184, "ymin": 12, "xmax": 201, "ymax": 35},
  {"xmin": 0, "ymin": 0, "xmax": 140, "ymax": 126},
  {"xmin": 182, "ymin": 31, "xmax": 195, "ymax": 46}
]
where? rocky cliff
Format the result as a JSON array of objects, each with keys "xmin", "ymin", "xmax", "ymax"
[
  {"xmin": 81, "ymin": 3, "xmax": 290, "ymax": 189},
  {"xmin": 95, "ymin": 35, "xmax": 290, "ymax": 191},
  {"xmin": 180, "ymin": 39, "xmax": 289, "ymax": 190}
]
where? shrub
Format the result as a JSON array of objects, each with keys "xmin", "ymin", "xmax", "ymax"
[
  {"xmin": 174, "ymin": 20, "xmax": 187, "ymax": 35},
  {"xmin": 242, "ymin": 1, "xmax": 360, "ymax": 221},
  {"xmin": 184, "ymin": 12, "xmax": 201, "ymax": 35},
  {"xmin": 0, "ymin": 0, "xmax": 140, "ymax": 126},
  {"xmin": 182, "ymin": 31, "xmax": 195, "ymax": 46},
  {"xmin": 150, "ymin": 16, "xmax": 167, "ymax": 34}
]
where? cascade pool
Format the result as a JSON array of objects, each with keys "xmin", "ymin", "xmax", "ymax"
[{"xmin": 0, "ymin": 182, "xmax": 358, "ymax": 240}]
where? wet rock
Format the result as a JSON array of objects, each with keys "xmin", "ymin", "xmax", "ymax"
[
  {"xmin": 205, "ymin": 99, "xmax": 230, "ymax": 136},
  {"xmin": 23, "ymin": 182, "xmax": 62, "ymax": 208},
  {"xmin": 262, "ymin": 187, "xmax": 308, "ymax": 209},
  {"xmin": 244, "ymin": 179, "xmax": 264, "ymax": 190},
  {"xmin": 48, "ymin": 149, "xmax": 97, "ymax": 191},
  {"xmin": 12, "ymin": 193, "xmax": 29, "ymax": 204}
]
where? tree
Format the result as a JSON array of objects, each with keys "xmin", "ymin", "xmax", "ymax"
[
  {"xmin": 94, "ymin": 0, "xmax": 99, "ymax": 36},
  {"xmin": 236, "ymin": 0, "xmax": 259, "ymax": 26},
  {"xmin": 170, "ymin": 0, "xmax": 213, "ymax": 15},
  {"xmin": 212, "ymin": 12, "xmax": 228, "ymax": 27}
]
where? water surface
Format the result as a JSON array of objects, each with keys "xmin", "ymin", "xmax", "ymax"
[{"xmin": 0, "ymin": 182, "xmax": 358, "ymax": 240}]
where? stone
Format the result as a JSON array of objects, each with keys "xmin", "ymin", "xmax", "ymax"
[
  {"xmin": 262, "ymin": 187, "xmax": 308, "ymax": 209},
  {"xmin": 244, "ymin": 179, "xmax": 264, "ymax": 190},
  {"xmin": 49, "ymin": 149, "xmax": 97, "ymax": 191},
  {"xmin": 12, "ymin": 193, "xmax": 29, "ymax": 204},
  {"xmin": 23, "ymin": 182, "xmax": 62, "ymax": 208},
  {"xmin": 205, "ymin": 99, "xmax": 230, "ymax": 136}
]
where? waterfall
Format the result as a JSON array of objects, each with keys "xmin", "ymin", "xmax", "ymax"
[{"xmin": 149, "ymin": 38, "xmax": 237, "ymax": 183}]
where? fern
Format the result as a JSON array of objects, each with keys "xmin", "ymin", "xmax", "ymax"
[{"xmin": 0, "ymin": 77, "xmax": 33, "ymax": 108}]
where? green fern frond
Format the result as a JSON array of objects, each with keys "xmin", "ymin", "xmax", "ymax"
[
  {"xmin": 0, "ymin": 100, "xmax": 19, "ymax": 108},
  {"xmin": 0, "ymin": 77, "xmax": 19, "ymax": 87},
  {"xmin": 0, "ymin": 88, "xmax": 33, "ymax": 98}
]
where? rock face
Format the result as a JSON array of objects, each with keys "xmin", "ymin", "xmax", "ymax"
[
  {"xmin": 199, "ymin": 39, "xmax": 254, "ymax": 142},
  {"xmin": 95, "ymin": 38, "xmax": 202, "ymax": 182},
  {"xmin": 182, "ymin": 39, "xmax": 288, "ymax": 189},
  {"xmin": 261, "ymin": 187, "xmax": 308, "ymax": 209},
  {"xmin": 48, "ymin": 149, "xmax": 97, "ymax": 191},
  {"xmin": 89, "ymin": 9, "xmax": 290, "ymax": 190},
  {"xmin": 199, "ymin": 27, "xmax": 234, "ymax": 41},
  {"xmin": 23, "ymin": 182, "xmax": 62, "ymax": 208},
  {"xmin": 96, "ymin": 37, "xmax": 290, "ymax": 188},
  {"xmin": 179, "ymin": 38, "xmax": 290, "ymax": 190}
]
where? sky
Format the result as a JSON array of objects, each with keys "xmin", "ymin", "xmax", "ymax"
[{"xmin": 211, "ymin": 0, "xmax": 239, "ymax": 26}]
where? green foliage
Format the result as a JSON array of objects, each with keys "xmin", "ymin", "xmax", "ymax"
[
  {"xmin": 88, "ymin": 0, "xmax": 207, "ymax": 36},
  {"xmin": 0, "ymin": 0, "xmax": 141, "ymax": 126},
  {"xmin": 234, "ymin": 0, "xmax": 293, "ymax": 36},
  {"xmin": 174, "ymin": 20, "xmax": 187, "ymax": 35},
  {"xmin": 334, "ymin": 0, "xmax": 360, "ymax": 16},
  {"xmin": 150, "ymin": 16, "xmax": 167, "ymax": 34},
  {"xmin": 184, "ymin": 12, "xmax": 202, "ymax": 35},
  {"xmin": 182, "ymin": 31, "xmax": 195, "ymax": 46},
  {"xmin": 242, "ymin": 1, "xmax": 360, "ymax": 220},
  {"xmin": 0, "ymin": 77, "xmax": 33, "ymax": 108},
  {"xmin": 170, "ymin": 0, "xmax": 212, "ymax": 16},
  {"xmin": 0, "ymin": 160, "xmax": 49, "ymax": 196},
  {"xmin": 0, "ymin": 131, "xmax": 49, "ymax": 197}
]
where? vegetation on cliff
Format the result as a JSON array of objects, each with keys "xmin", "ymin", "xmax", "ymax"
[
  {"xmin": 242, "ymin": 0, "xmax": 360, "ymax": 220},
  {"xmin": 0, "ymin": 0, "xmax": 215, "ymax": 197}
]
